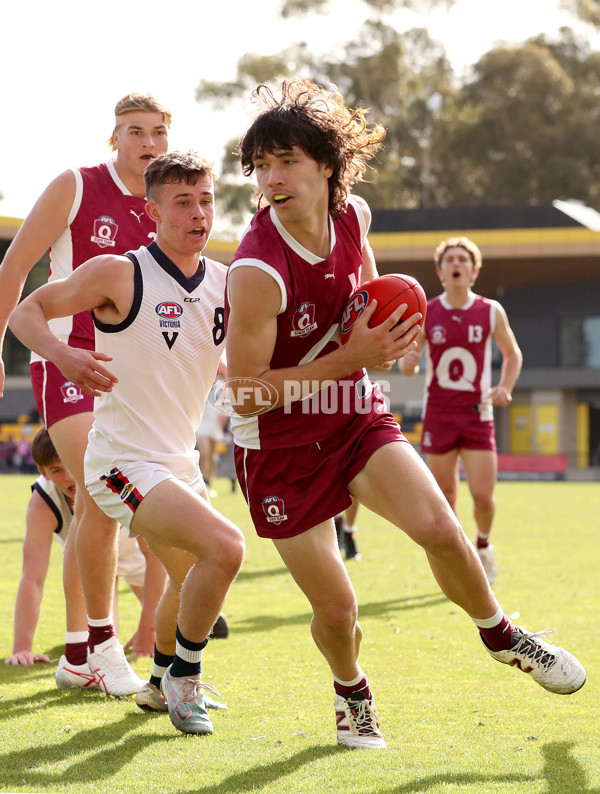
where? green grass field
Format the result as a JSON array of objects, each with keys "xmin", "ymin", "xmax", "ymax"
[{"xmin": 0, "ymin": 475, "xmax": 598, "ymax": 794}]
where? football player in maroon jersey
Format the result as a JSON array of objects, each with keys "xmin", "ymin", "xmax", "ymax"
[
  {"xmin": 225, "ymin": 80, "xmax": 584, "ymax": 749},
  {"xmin": 401, "ymin": 237, "xmax": 523, "ymax": 584}
]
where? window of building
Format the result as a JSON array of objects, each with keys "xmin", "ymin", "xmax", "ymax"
[{"xmin": 560, "ymin": 317, "xmax": 600, "ymax": 368}]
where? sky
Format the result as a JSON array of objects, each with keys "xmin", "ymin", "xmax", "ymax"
[{"xmin": 0, "ymin": 0, "xmax": 596, "ymax": 226}]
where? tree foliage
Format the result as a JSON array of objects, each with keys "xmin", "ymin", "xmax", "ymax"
[
  {"xmin": 197, "ymin": 8, "xmax": 600, "ymax": 221},
  {"xmin": 560, "ymin": 0, "xmax": 600, "ymax": 27},
  {"xmin": 440, "ymin": 29, "xmax": 600, "ymax": 207},
  {"xmin": 279, "ymin": 0, "xmax": 455, "ymax": 14}
]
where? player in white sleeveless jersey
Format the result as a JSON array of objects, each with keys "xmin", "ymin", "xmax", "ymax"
[
  {"xmin": 0, "ymin": 93, "xmax": 171, "ymax": 694},
  {"xmin": 9, "ymin": 152, "xmax": 245, "ymax": 735},
  {"xmin": 401, "ymin": 237, "xmax": 523, "ymax": 583},
  {"xmin": 225, "ymin": 80, "xmax": 585, "ymax": 749}
]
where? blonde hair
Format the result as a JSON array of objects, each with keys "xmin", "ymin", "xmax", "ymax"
[
  {"xmin": 434, "ymin": 236, "xmax": 482, "ymax": 272},
  {"xmin": 107, "ymin": 92, "xmax": 172, "ymax": 150}
]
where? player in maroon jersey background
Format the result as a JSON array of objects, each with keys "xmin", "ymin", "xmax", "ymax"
[
  {"xmin": 401, "ymin": 237, "xmax": 523, "ymax": 584},
  {"xmin": 0, "ymin": 93, "xmax": 170, "ymax": 694}
]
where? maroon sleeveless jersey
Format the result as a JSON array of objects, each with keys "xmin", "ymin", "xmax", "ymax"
[
  {"xmin": 423, "ymin": 294, "xmax": 497, "ymax": 415},
  {"xmin": 226, "ymin": 199, "xmax": 375, "ymax": 449},
  {"xmin": 44, "ymin": 161, "xmax": 156, "ymax": 353}
]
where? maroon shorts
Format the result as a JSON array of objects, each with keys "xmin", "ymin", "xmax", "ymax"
[
  {"xmin": 235, "ymin": 409, "xmax": 406, "ymax": 539},
  {"xmin": 30, "ymin": 360, "xmax": 93, "ymax": 429},
  {"xmin": 421, "ymin": 410, "xmax": 496, "ymax": 455}
]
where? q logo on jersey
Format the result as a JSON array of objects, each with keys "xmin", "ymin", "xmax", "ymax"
[
  {"xmin": 340, "ymin": 289, "xmax": 368, "ymax": 336},
  {"xmin": 262, "ymin": 495, "xmax": 288, "ymax": 525},
  {"xmin": 291, "ymin": 301, "xmax": 317, "ymax": 338},
  {"xmin": 91, "ymin": 215, "xmax": 118, "ymax": 248},
  {"xmin": 430, "ymin": 325, "xmax": 447, "ymax": 345}
]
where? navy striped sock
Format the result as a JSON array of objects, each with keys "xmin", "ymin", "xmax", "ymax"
[
  {"xmin": 170, "ymin": 627, "xmax": 208, "ymax": 678},
  {"xmin": 150, "ymin": 646, "xmax": 174, "ymax": 688}
]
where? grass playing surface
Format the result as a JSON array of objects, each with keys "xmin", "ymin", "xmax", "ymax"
[{"xmin": 0, "ymin": 475, "xmax": 598, "ymax": 793}]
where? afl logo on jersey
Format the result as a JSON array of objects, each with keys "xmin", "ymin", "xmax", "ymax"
[
  {"xmin": 291, "ymin": 301, "xmax": 317, "ymax": 338},
  {"xmin": 340, "ymin": 289, "xmax": 368, "ymax": 336},
  {"xmin": 91, "ymin": 215, "xmax": 118, "ymax": 248},
  {"xmin": 155, "ymin": 302, "xmax": 183, "ymax": 319},
  {"xmin": 156, "ymin": 302, "xmax": 183, "ymax": 330}
]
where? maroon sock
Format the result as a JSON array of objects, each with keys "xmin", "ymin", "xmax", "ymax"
[
  {"xmin": 87, "ymin": 624, "xmax": 117, "ymax": 652},
  {"xmin": 476, "ymin": 534, "xmax": 490, "ymax": 549},
  {"xmin": 334, "ymin": 675, "xmax": 372, "ymax": 700},
  {"xmin": 65, "ymin": 641, "xmax": 88, "ymax": 666},
  {"xmin": 479, "ymin": 614, "xmax": 517, "ymax": 651}
]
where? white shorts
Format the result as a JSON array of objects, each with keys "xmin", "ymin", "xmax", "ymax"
[
  {"xmin": 116, "ymin": 526, "xmax": 146, "ymax": 588},
  {"xmin": 196, "ymin": 400, "xmax": 224, "ymax": 443},
  {"xmin": 86, "ymin": 460, "xmax": 207, "ymax": 531}
]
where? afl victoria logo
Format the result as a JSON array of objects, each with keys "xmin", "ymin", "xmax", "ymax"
[{"xmin": 155, "ymin": 302, "xmax": 183, "ymax": 319}]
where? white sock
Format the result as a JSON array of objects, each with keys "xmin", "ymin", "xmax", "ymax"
[
  {"xmin": 471, "ymin": 604, "xmax": 503, "ymax": 628},
  {"xmin": 87, "ymin": 615, "xmax": 113, "ymax": 627},
  {"xmin": 65, "ymin": 631, "xmax": 88, "ymax": 644},
  {"xmin": 332, "ymin": 667, "xmax": 365, "ymax": 688}
]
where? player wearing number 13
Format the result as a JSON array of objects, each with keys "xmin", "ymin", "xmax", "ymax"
[{"xmin": 400, "ymin": 237, "xmax": 523, "ymax": 584}]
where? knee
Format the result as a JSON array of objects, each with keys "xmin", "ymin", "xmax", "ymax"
[
  {"xmin": 438, "ymin": 483, "xmax": 457, "ymax": 509},
  {"xmin": 314, "ymin": 595, "xmax": 358, "ymax": 632},
  {"xmin": 216, "ymin": 527, "xmax": 245, "ymax": 579},
  {"xmin": 472, "ymin": 492, "xmax": 496, "ymax": 513},
  {"xmin": 423, "ymin": 512, "xmax": 466, "ymax": 557}
]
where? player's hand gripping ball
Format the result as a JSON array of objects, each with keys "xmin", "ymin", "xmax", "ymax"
[{"xmin": 340, "ymin": 274, "xmax": 427, "ymax": 344}]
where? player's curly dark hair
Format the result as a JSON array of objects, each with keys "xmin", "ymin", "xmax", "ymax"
[{"xmin": 238, "ymin": 79, "xmax": 386, "ymax": 218}]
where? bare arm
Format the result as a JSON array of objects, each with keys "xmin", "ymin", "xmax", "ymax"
[
  {"xmin": 489, "ymin": 303, "xmax": 523, "ymax": 406},
  {"xmin": 0, "ymin": 171, "xmax": 76, "ymax": 396},
  {"xmin": 399, "ymin": 326, "xmax": 426, "ymax": 375},
  {"xmin": 353, "ymin": 195, "xmax": 379, "ymax": 285},
  {"xmin": 8, "ymin": 256, "xmax": 135, "ymax": 397},
  {"xmin": 5, "ymin": 492, "xmax": 56, "ymax": 665},
  {"xmin": 226, "ymin": 265, "xmax": 421, "ymax": 415}
]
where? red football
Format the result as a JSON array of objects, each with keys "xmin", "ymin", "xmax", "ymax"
[{"xmin": 340, "ymin": 274, "xmax": 427, "ymax": 344}]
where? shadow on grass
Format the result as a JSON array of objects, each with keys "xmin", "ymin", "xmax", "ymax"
[
  {"xmin": 165, "ymin": 738, "xmax": 597, "ymax": 794},
  {"xmin": 541, "ymin": 740, "xmax": 599, "ymax": 793},
  {"xmin": 0, "ymin": 712, "xmax": 178, "ymax": 791},
  {"xmin": 178, "ymin": 744, "xmax": 342, "ymax": 793},
  {"xmin": 233, "ymin": 593, "xmax": 447, "ymax": 634},
  {"xmin": 372, "ymin": 739, "xmax": 598, "ymax": 793},
  {"xmin": 0, "ymin": 681, "xmax": 129, "ymax": 724}
]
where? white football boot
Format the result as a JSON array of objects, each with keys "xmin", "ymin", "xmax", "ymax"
[
  {"xmin": 335, "ymin": 691, "xmax": 386, "ymax": 749},
  {"xmin": 87, "ymin": 636, "xmax": 145, "ymax": 696},
  {"xmin": 484, "ymin": 627, "xmax": 586, "ymax": 694}
]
